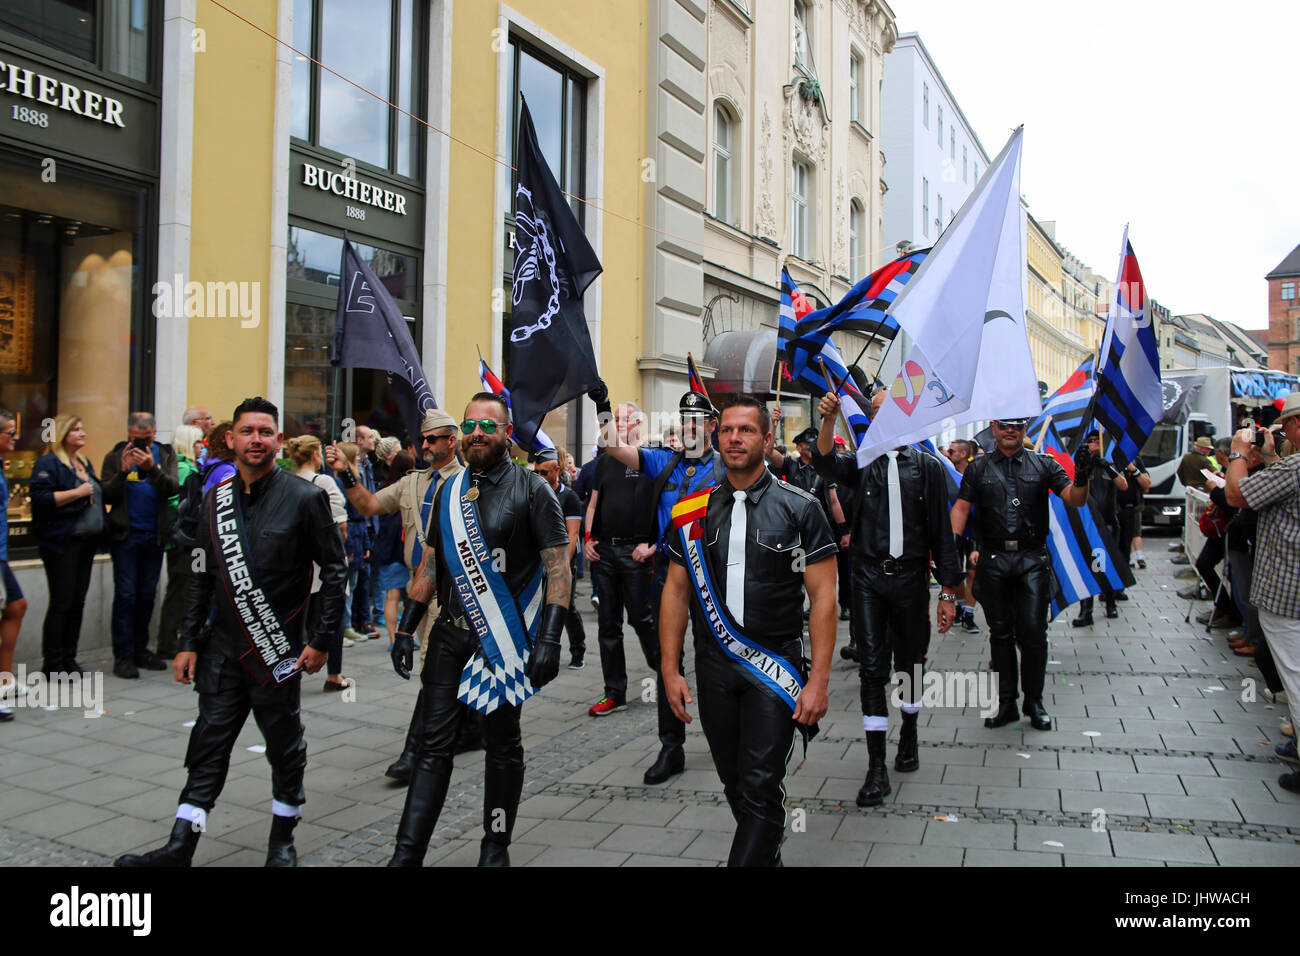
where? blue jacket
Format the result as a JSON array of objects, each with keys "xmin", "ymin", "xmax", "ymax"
[{"xmin": 28, "ymin": 453, "xmax": 106, "ymax": 555}]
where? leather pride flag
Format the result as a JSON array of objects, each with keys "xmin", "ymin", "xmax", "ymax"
[{"xmin": 506, "ymin": 97, "xmax": 603, "ymax": 449}]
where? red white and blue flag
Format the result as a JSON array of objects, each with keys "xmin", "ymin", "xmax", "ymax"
[
  {"xmin": 478, "ymin": 357, "xmax": 554, "ymax": 453},
  {"xmin": 1090, "ymin": 230, "xmax": 1162, "ymax": 467}
]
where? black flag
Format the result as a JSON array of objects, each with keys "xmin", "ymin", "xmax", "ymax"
[
  {"xmin": 332, "ymin": 237, "xmax": 437, "ymax": 451},
  {"xmin": 506, "ymin": 97, "xmax": 602, "ymax": 449}
]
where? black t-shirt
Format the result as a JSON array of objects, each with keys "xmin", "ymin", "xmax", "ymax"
[
  {"xmin": 558, "ymin": 484, "xmax": 583, "ymax": 522},
  {"xmin": 591, "ymin": 452, "xmax": 655, "ymax": 543}
]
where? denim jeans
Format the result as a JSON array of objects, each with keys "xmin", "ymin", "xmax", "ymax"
[{"xmin": 110, "ymin": 530, "xmax": 166, "ymax": 659}]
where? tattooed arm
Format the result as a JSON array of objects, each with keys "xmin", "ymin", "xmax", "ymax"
[{"xmin": 540, "ymin": 544, "xmax": 573, "ymax": 609}]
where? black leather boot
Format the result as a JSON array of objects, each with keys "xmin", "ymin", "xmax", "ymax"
[
  {"xmin": 984, "ymin": 700, "xmax": 1020, "ymax": 728},
  {"xmin": 1023, "ymin": 698, "xmax": 1052, "ymax": 732},
  {"xmin": 856, "ymin": 731, "xmax": 891, "ymax": 807},
  {"xmin": 386, "ymin": 689, "xmax": 423, "ymax": 783},
  {"xmin": 115, "ymin": 817, "xmax": 200, "ymax": 867},
  {"xmin": 1072, "ymin": 598, "xmax": 1094, "ymax": 627},
  {"xmin": 895, "ymin": 711, "xmax": 919, "ymax": 772},
  {"xmin": 726, "ymin": 817, "xmax": 784, "ymax": 867},
  {"xmin": 840, "ymin": 642, "xmax": 860, "ymax": 662},
  {"xmin": 388, "ymin": 760, "xmax": 453, "ymax": 867},
  {"xmin": 265, "ymin": 814, "xmax": 298, "ymax": 867},
  {"xmin": 1104, "ymin": 601, "xmax": 1119, "ymax": 619},
  {"xmin": 478, "ymin": 758, "xmax": 523, "ymax": 868},
  {"xmin": 643, "ymin": 746, "xmax": 684, "ymax": 785}
]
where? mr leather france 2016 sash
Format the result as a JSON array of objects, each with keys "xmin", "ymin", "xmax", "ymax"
[
  {"xmin": 671, "ymin": 487, "xmax": 805, "ymax": 713},
  {"xmin": 210, "ymin": 477, "xmax": 303, "ymax": 686},
  {"xmin": 440, "ymin": 469, "xmax": 545, "ymax": 714}
]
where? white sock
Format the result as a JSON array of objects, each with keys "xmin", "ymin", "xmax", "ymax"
[{"xmin": 1134, "ymin": 549, "xmax": 1144, "ymax": 560}]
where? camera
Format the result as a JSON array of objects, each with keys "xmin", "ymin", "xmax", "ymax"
[{"xmin": 131, "ymin": 437, "xmax": 151, "ymax": 450}]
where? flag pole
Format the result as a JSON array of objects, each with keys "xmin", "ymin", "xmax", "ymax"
[
  {"xmin": 818, "ymin": 356, "xmax": 856, "ymax": 451},
  {"xmin": 774, "ymin": 360, "xmax": 785, "ymax": 444},
  {"xmin": 687, "ymin": 351, "xmax": 712, "ymax": 406}
]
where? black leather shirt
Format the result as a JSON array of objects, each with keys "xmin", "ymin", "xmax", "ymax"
[
  {"xmin": 812, "ymin": 444, "xmax": 961, "ymax": 587},
  {"xmin": 665, "ymin": 469, "xmax": 836, "ymax": 645},
  {"xmin": 427, "ymin": 454, "xmax": 569, "ymax": 614},
  {"xmin": 778, "ymin": 455, "xmax": 833, "ymax": 519},
  {"xmin": 957, "ymin": 448, "xmax": 1070, "ymax": 548},
  {"xmin": 181, "ymin": 465, "xmax": 347, "ymax": 657}
]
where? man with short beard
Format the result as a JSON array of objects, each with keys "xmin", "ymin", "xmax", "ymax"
[
  {"xmin": 387, "ymin": 393, "xmax": 569, "ymax": 866},
  {"xmin": 116, "ymin": 397, "xmax": 346, "ymax": 867},
  {"xmin": 660, "ymin": 395, "xmax": 837, "ymax": 865}
]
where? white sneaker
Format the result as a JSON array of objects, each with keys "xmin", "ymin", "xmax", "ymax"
[{"xmin": 1265, "ymin": 688, "xmax": 1289, "ymax": 705}]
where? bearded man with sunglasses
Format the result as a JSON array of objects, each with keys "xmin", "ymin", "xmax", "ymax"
[
  {"xmin": 327, "ymin": 409, "xmax": 465, "ymax": 782},
  {"xmin": 949, "ymin": 417, "xmax": 1091, "ymax": 731},
  {"xmin": 385, "ymin": 393, "xmax": 569, "ymax": 866}
]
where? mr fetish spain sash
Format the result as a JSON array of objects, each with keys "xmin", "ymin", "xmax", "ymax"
[
  {"xmin": 671, "ymin": 487, "xmax": 805, "ymax": 713},
  {"xmin": 440, "ymin": 469, "xmax": 544, "ymax": 714},
  {"xmin": 210, "ymin": 477, "xmax": 302, "ymax": 686}
]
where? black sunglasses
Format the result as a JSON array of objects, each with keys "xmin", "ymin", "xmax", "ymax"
[{"xmin": 421, "ymin": 432, "xmax": 455, "ymax": 445}]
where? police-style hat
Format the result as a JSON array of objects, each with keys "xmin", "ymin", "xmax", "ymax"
[
  {"xmin": 531, "ymin": 448, "xmax": 558, "ymax": 463},
  {"xmin": 793, "ymin": 427, "xmax": 819, "ymax": 446},
  {"xmin": 1084, "ymin": 428, "xmax": 1101, "ymax": 441},
  {"xmin": 679, "ymin": 391, "xmax": 717, "ymax": 418},
  {"xmin": 992, "ymin": 417, "xmax": 1030, "ymax": 428}
]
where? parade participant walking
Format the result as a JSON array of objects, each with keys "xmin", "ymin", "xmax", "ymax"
[
  {"xmin": 660, "ymin": 395, "xmax": 837, "ymax": 865},
  {"xmin": 386, "ymin": 393, "xmax": 569, "ymax": 867},
  {"xmin": 583, "ymin": 403, "xmax": 658, "ymax": 718},
  {"xmin": 812, "ymin": 391, "xmax": 960, "ymax": 805},
  {"xmin": 115, "ymin": 397, "xmax": 346, "ymax": 867},
  {"xmin": 1072, "ymin": 430, "xmax": 1128, "ymax": 626},
  {"xmin": 592, "ymin": 386, "xmax": 724, "ymax": 785},
  {"xmin": 950, "ymin": 417, "xmax": 1090, "ymax": 730},
  {"xmin": 327, "ymin": 409, "xmax": 465, "ymax": 782},
  {"xmin": 533, "ymin": 447, "xmax": 587, "ymax": 668}
]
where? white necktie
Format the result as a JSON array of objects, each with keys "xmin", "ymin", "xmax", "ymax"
[
  {"xmin": 726, "ymin": 490, "xmax": 747, "ymax": 626},
  {"xmin": 886, "ymin": 451, "xmax": 903, "ymax": 559}
]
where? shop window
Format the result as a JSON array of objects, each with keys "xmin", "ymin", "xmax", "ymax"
[
  {"xmin": 283, "ymin": 225, "xmax": 418, "ymax": 441},
  {"xmin": 0, "ymin": 159, "xmax": 145, "ymax": 556}
]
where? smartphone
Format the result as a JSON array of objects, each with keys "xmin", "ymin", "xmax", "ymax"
[{"xmin": 131, "ymin": 437, "xmax": 150, "ymax": 450}]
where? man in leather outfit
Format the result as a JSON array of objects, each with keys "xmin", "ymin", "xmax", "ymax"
[
  {"xmin": 950, "ymin": 418, "xmax": 1091, "ymax": 731},
  {"xmin": 116, "ymin": 397, "xmax": 346, "ymax": 868},
  {"xmin": 660, "ymin": 395, "xmax": 837, "ymax": 866},
  {"xmin": 386, "ymin": 393, "xmax": 570, "ymax": 867},
  {"xmin": 593, "ymin": 387, "xmax": 724, "ymax": 786},
  {"xmin": 811, "ymin": 390, "xmax": 960, "ymax": 806}
]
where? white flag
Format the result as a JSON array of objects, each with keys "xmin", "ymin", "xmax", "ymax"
[{"xmin": 858, "ymin": 127, "xmax": 1039, "ymax": 465}]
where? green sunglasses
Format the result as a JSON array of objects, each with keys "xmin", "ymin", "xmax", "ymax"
[{"xmin": 460, "ymin": 419, "xmax": 504, "ymax": 435}]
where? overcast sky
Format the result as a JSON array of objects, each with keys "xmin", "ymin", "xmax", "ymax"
[{"xmin": 890, "ymin": 0, "xmax": 1299, "ymax": 332}]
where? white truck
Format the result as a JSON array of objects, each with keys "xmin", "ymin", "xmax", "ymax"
[{"xmin": 1140, "ymin": 365, "xmax": 1300, "ymax": 528}]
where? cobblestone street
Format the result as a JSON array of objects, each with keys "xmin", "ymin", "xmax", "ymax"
[{"xmin": 2, "ymin": 539, "xmax": 1297, "ymax": 867}]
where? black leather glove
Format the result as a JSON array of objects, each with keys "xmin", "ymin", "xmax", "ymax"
[
  {"xmin": 525, "ymin": 603, "xmax": 566, "ymax": 689},
  {"xmin": 1072, "ymin": 445, "xmax": 1093, "ymax": 486},
  {"xmin": 588, "ymin": 379, "xmax": 609, "ymax": 406},
  {"xmin": 391, "ymin": 632, "xmax": 415, "ymax": 680}
]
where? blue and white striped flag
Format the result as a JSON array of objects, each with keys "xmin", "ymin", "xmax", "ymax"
[
  {"xmin": 1036, "ymin": 421, "xmax": 1135, "ymax": 618},
  {"xmin": 1091, "ymin": 230, "xmax": 1161, "ymax": 467}
]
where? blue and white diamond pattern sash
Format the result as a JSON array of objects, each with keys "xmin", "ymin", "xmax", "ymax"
[
  {"xmin": 439, "ymin": 470, "xmax": 544, "ymax": 714},
  {"xmin": 679, "ymin": 519, "xmax": 804, "ymax": 713}
]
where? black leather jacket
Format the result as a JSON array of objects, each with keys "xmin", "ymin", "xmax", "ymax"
[
  {"xmin": 665, "ymin": 469, "xmax": 837, "ymax": 644},
  {"xmin": 957, "ymin": 448, "xmax": 1071, "ymax": 549},
  {"xmin": 179, "ymin": 466, "xmax": 346, "ymax": 657},
  {"xmin": 428, "ymin": 454, "xmax": 569, "ymax": 615},
  {"xmin": 812, "ymin": 444, "xmax": 961, "ymax": 587}
]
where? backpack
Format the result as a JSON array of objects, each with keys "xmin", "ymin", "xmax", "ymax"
[{"xmin": 171, "ymin": 468, "xmax": 206, "ymax": 550}]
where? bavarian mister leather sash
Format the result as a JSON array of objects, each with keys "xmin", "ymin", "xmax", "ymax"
[
  {"xmin": 440, "ymin": 469, "xmax": 544, "ymax": 714},
  {"xmin": 210, "ymin": 477, "xmax": 302, "ymax": 686},
  {"xmin": 671, "ymin": 487, "xmax": 806, "ymax": 713}
]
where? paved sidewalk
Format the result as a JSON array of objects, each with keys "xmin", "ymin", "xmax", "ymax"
[{"xmin": 1, "ymin": 540, "xmax": 1297, "ymax": 866}]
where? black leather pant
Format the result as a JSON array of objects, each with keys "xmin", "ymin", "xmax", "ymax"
[
  {"xmin": 854, "ymin": 561, "xmax": 931, "ymax": 723},
  {"xmin": 393, "ymin": 621, "xmax": 524, "ymax": 861},
  {"xmin": 179, "ymin": 653, "xmax": 307, "ymax": 811},
  {"xmin": 593, "ymin": 542, "xmax": 656, "ymax": 699},
  {"xmin": 973, "ymin": 548, "xmax": 1051, "ymax": 705},
  {"xmin": 695, "ymin": 636, "xmax": 799, "ymax": 867},
  {"xmin": 837, "ymin": 546, "xmax": 851, "ymax": 614},
  {"xmin": 644, "ymin": 553, "xmax": 688, "ymax": 752}
]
